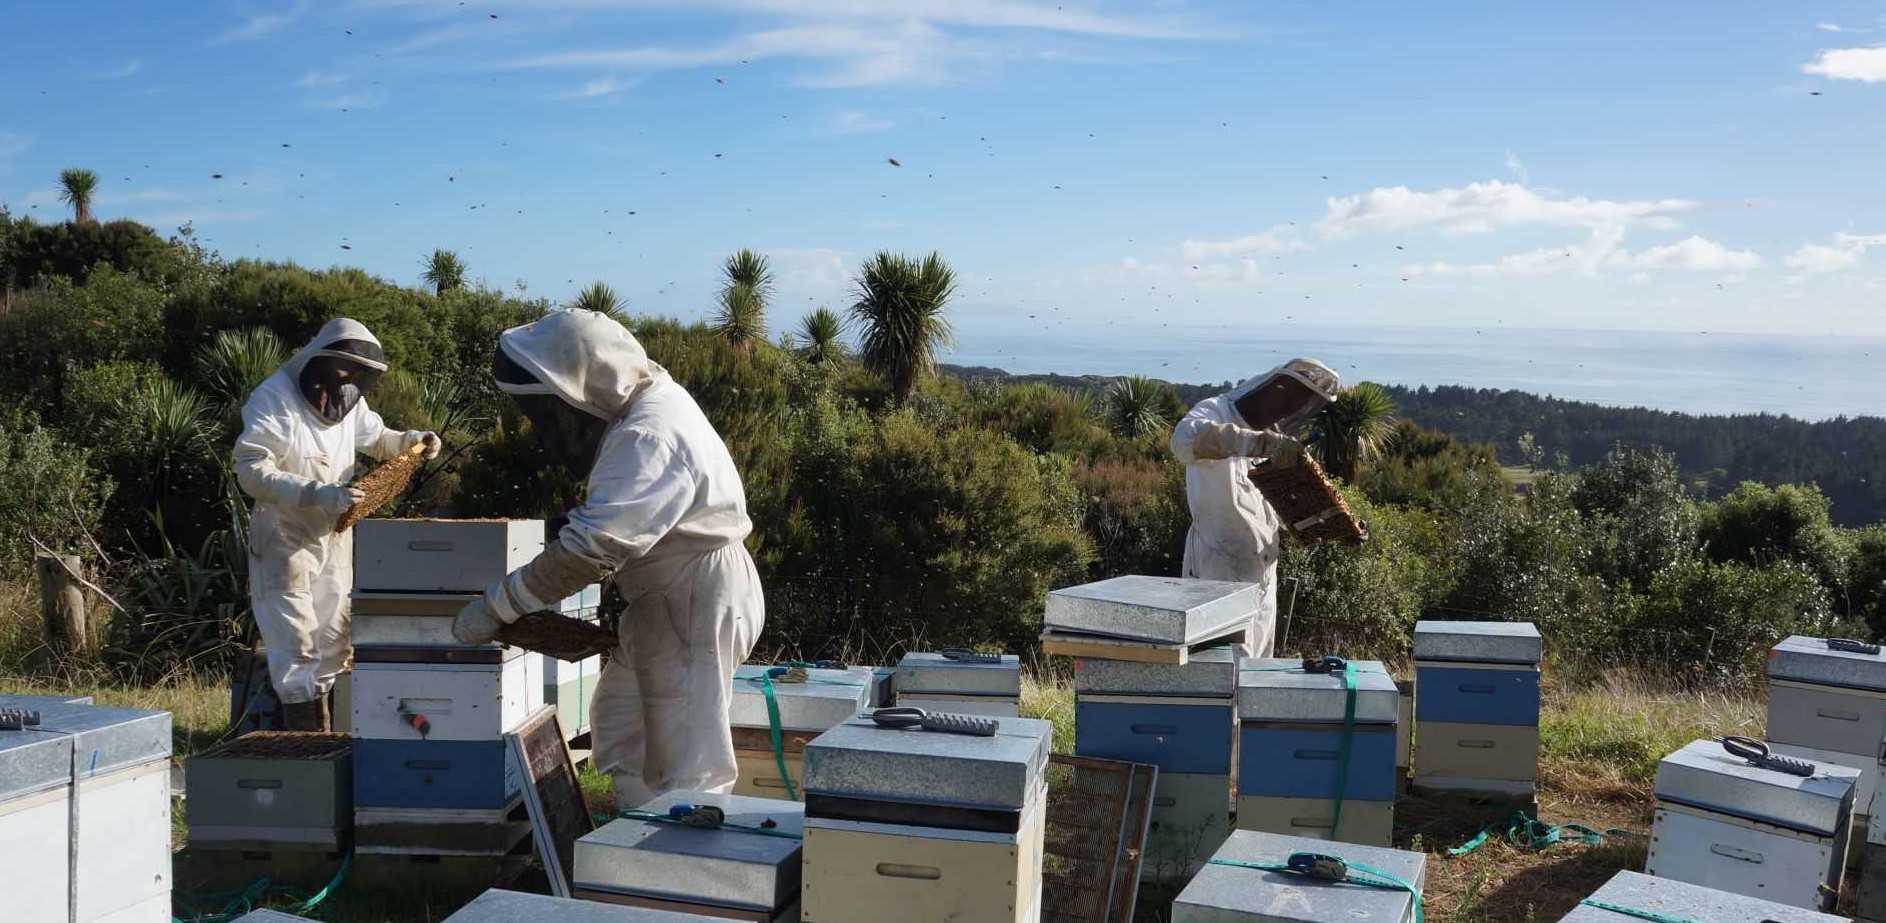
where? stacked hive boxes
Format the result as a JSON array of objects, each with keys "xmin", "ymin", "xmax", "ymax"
[
  {"xmin": 447, "ymin": 888, "xmax": 726, "ymax": 921},
  {"xmin": 185, "ymin": 731, "xmax": 353, "ymax": 853},
  {"xmin": 730, "ymin": 664, "xmax": 874, "ymax": 801},
  {"xmin": 1765, "ymin": 635, "xmax": 1886, "ymax": 853},
  {"xmin": 1172, "ymin": 829, "xmax": 1426, "ymax": 923},
  {"xmin": 799, "ymin": 714, "xmax": 1053, "ymax": 923},
  {"xmin": 574, "ymin": 791, "xmax": 804, "ymax": 921},
  {"xmin": 1649, "ymin": 738, "xmax": 1858, "ymax": 912},
  {"xmin": 1411, "ymin": 620, "xmax": 1542, "ymax": 799},
  {"xmin": 1043, "ymin": 576, "xmax": 1258, "ymax": 659},
  {"xmin": 896, "ymin": 651, "xmax": 1022, "ymax": 717},
  {"xmin": 0, "ymin": 696, "xmax": 173, "ymax": 923},
  {"xmin": 1074, "ymin": 647, "xmax": 1238, "ymax": 880},
  {"xmin": 1562, "ymin": 870, "xmax": 1846, "ymax": 923},
  {"xmin": 1236, "ymin": 657, "xmax": 1400, "ymax": 846},
  {"xmin": 349, "ymin": 518, "xmax": 549, "ymax": 857},
  {"xmin": 546, "ymin": 582, "xmax": 607, "ymax": 742}
]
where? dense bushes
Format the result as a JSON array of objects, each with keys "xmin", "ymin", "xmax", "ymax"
[{"xmin": 0, "ymin": 414, "xmax": 111, "ymax": 580}]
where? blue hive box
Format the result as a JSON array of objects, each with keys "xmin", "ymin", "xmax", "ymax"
[{"xmin": 353, "ymin": 737, "xmax": 519, "ymax": 810}]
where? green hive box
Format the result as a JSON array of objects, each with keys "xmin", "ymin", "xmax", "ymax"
[{"xmin": 186, "ymin": 732, "xmax": 353, "ymax": 851}]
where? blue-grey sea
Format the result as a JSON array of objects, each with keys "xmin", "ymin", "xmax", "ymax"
[{"xmin": 943, "ymin": 324, "xmax": 1886, "ymax": 422}]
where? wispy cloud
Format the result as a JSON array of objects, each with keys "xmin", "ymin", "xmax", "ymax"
[
  {"xmin": 559, "ymin": 75, "xmax": 636, "ymax": 100},
  {"xmin": 1503, "ymin": 150, "xmax": 1528, "ymax": 185},
  {"xmin": 1785, "ymin": 232, "xmax": 1886, "ymax": 274},
  {"xmin": 311, "ymin": 92, "xmax": 385, "ymax": 110},
  {"xmin": 91, "ymin": 59, "xmax": 143, "ymax": 80},
  {"xmin": 1816, "ymin": 22, "xmax": 1873, "ymax": 34},
  {"xmin": 1804, "ymin": 45, "xmax": 1886, "ymax": 82},
  {"xmin": 214, "ymin": 0, "xmax": 311, "ymax": 44},
  {"xmin": 296, "ymin": 70, "xmax": 348, "ymax": 88},
  {"xmin": 1317, "ymin": 180, "xmax": 1694, "ymax": 238},
  {"xmin": 1404, "ymin": 228, "xmax": 1759, "ymax": 279},
  {"xmin": 832, "ymin": 110, "xmax": 894, "ymax": 133},
  {"xmin": 1180, "ymin": 226, "xmax": 1306, "ymax": 262}
]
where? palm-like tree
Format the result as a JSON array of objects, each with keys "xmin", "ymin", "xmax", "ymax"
[
  {"xmin": 59, "ymin": 169, "xmax": 99, "ymax": 224},
  {"xmin": 421, "ymin": 249, "xmax": 467, "ymax": 296},
  {"xmin": 1105, "ymin": 375, "xmax": 1172, "ymax": 440},
  {"xmin": 850, "ymin": 251, "xmax": 957, "ymax": 405},
  {"xmin": 196, "ymin": 327, "xmax": 288, "ymax": 408},
  {"xmin": 794, "ymin": 307, "xmax": 849, "ymax": 364},
  {"xmin": 1310, "ymin": 382, "xmax": 1400, "ymax": 482},
  {"xmin": 714, "ymin": 282, "xmax": 767, "ymax": 355},
  {"xmin": 571, "ymin": 281, "xmax": 628, "ymax": 323}
]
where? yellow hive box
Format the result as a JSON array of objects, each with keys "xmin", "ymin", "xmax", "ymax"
[
  {"xmin": 800, "ymin": 798, "xmax": 1045, "ymax": 923},
  {"xmin": 1235, "ymin": 795, "xmax": 1395, "ymax": 847},
  {"xmin": 1414, "ymin": 722, "xmax": 1539, "ymax": 781}
]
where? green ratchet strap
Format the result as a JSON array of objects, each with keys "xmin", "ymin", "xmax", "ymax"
[
  {"xmin": 740, "ymin": 667, "xmax": 867, "ymax": 803},
  {"xmin": 1240, "ymin": 657, "xmax": 1378, "ymax": 839},
  {"xmin": 1207, "ymin": 854, "xmax": 1424, "ymax": 923},
  {"xmin": 619, "ymin": 808, "xmax": 804, "ymax": 841},
  {"xmin": 1448, "ymin": 811, "xmax": 1641, "ymax": 857},
  {"xmin": 1575, "ymin": 899, "xmax": 1704, "ymax": 923},
  {"xmin": 171, "ymin": 850, "xmax": 352, "ymax": 923}
]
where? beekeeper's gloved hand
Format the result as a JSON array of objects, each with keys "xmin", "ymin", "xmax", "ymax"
[
  {"xmin": 1252, "ymin": 431, "xmax": 1305, "ymax": 465},
  {"xmin": 403, "ymin": 430, "xmax": 443, "ymax": 460},
  {"xmin": 452, "ymin": 596, "xmax": 505, "ymax": 645},
  {"xmin": 305, "ymin": 483, "xmax": 365, "ymax": 518}
]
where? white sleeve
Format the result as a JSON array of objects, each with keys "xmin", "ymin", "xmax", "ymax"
[
  {"xmin": 558, "ymin": 428, "xmax": 698, "ymax": 571},
  {"xmin": 233, "ymin": 404, "xmax": 318, "ymax": 507},
  {"xmin": 1171, "ymin": 413, "xmax": 1259, "ymax": 463},
  {"xmin": 352, "ymin": 401, "xmax": 407, "ymax": 461}
]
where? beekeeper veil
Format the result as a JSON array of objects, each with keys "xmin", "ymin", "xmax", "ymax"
[
  {"xmin": 287, "ymin": 318, "xmax": 388, "ymax": 425},
  {"xmin": 1227, "ymin": 357, "xmax": 1340, "ymax": 431},
  {"xmin": 493, "ymin": 310, "xmax": 670, "ymax": 467}
]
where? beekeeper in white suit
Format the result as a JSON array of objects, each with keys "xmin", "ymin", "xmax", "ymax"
[
  {"xmin": 1169, "ymin": 358, "xmax": 1340, "ymax": 657},
  {"xmin": 452, "ymin": 309, "xmax": 763, "ymax": 807},
  {"xmin": 234, "ymin": 318, "xmax": 442, "ymax": 731}
]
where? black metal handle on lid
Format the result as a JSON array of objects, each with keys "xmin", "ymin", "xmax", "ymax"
[
  {"xmin": 0, "ymin": 708, "xmax": 40, "ymax": 731},
  {"xmin": 1301, "ymin": 655, "xmax": 1348, "ymax": 674},
  {"xmin": 1721, "ymin": 735, "xmax": 1816, "ymax": 777},
  {"xmin": 1286, "ymin": 852, "xmax": 1349, "ymax": 881},
  {"xmin": 941, "ymin": 647, "xmax": 1003, "ymax": 664},
  {"xmin": 1826, "ymin": 638, "xmax": 1881, "ymax": 655}
]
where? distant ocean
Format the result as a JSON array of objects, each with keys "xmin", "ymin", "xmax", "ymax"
[{"xmin": 943, "ymin": 324, "xmax": 1886, "ymax": 422}]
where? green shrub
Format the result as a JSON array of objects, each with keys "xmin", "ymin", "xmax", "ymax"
[
  {"xmin": 1700, "ymin": 482, "xmax": 1846, "ymax": 592},
  {"xmin": 0, "ymin": 266, "xmax": 167, "ymax": 413},
  {"xmin": 1626, "ymin": 557, "xmax": 1833, "ymax": 684},
  {"xmin": 1278, "ymin": 490, "xmax": 1441, "ymax": 657},
  {"xmin": 1571, "ymin": 445, "xmax": 1700, "ymax": 590},
  {"xmin": 0, "ymin": 413, "xmax": 111, "ymax": 579},
  {"xmin": 1073, "ymin": 457, "xmax": 1187, "ymax": 579}
]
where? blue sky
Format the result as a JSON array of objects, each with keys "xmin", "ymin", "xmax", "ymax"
[{"xmin": 5, "ymin": 0, "xmax": 1886, "ymax": 344}]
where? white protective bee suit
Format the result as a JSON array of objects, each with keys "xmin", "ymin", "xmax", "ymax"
[
  {"xmin": 234, "ymin": 318, "xmax": 437, "ymax": 706},
  {"xmin": 453, "ymin": 310, "xmax": 764, "ymax": 808},
  {"xmin": 1169, "ymin": 359, "xmax": 1340, "ymax": 657}
]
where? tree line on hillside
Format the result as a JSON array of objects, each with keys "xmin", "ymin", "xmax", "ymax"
[{"xmin": 4, "ymin": 174, "xmax": 1884, "ymax": 687}]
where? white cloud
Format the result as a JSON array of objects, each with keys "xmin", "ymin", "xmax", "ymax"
[
  {"xmin": 0, "ymin": 133, "xmax": 30, "ymax": 158},
  {"xmin": 92, "ymin": 60, "xmax": 143, "ymax": 80},
  {"xmin": 770, "ymin": 247, "xmax": 854, "ymax": 289},
  {"xmin": 1503, "ymin": 150, "xmax": 1528, "ymax": 185},
  {"xmin": 1612, "ymin": 236, "xmax": 1761, "ymax": 272},
  {"xmin": 214, "ymin": 0, "xmax": 311, "ymax": 43},
  {"xmin": 560, "ymin": 75, "xmax": 636, "ymax": 99},
  {"xmin": 833, "ymin": 110, "xmax": 895, "ymax": 133},
  {"xmin": 1317, "ymin": 180, "xmax": 1695, "ymax": 238},
  {"xmin": 1406, "ymin": 228, "xmax": 1758, "ymax": 278},
  {"xmin": 1785, "ymin": 232, "xmax": 1886, "ymax": 273},
  {"xmin": 508, "ymin": 21, "xmax": 986, "ymax": 88},
  {"xmin": 1816, "ymin": 22, "xmax": 1873, "ymax": 34},
  {"xmin": 1180, "ymin": 226, "xmax": 1305, "ymax": 262},
  {"xmin": 311, "ymin": 92, "xmax": 385, "ymax": 110},
  {"xmin": 1804, "ymin": 46, "xmax": 1886, "ymax": 82},
  {"xmin": 296, "ymin": 70, "xmax": 347, "ymax": 88}
]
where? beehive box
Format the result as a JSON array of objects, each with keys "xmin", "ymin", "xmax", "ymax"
[
  {"xmin": 731, "ymin": 666, "xmax": 874, "ymax": 733},
  {"xmin": 1172, "ymin": 829, "xmax": 1426, "ymax": 923},
  {"xmin": 1237, "ymin": 659, "xmax": 1399, "ymax": 846},
  {"xmin": 1045, "ymin": 576, "xmax": 1257, "ymax": 646},
  {"xmin": 354, "ymin": 802, "xmax": 529, "ymax": 856},
  {"xmin": 351, "ymin": 651, "xmax": 543, "ymax": 741},
  {"xmin": 1562, "ymin": 870, "xmax": 1846, "ymax": 922},
  {"xmin": 1076, "ymin": 693, "xmax": 1235, "ymax": 775},
  {"xmin": 1076, "ymin": 646, "xmax": 1240, "ymax": 698},
  {"xmin": 801, "ymin": 797, "xmax": 1045, "ymax": 923},
  {"xmin": 1649, "ymin": 738, "xmax": 1859, "ymax": 911},
  {"xmin": 1411, "ymin": 620, "xmax": 1542, "ymax": 664},
  {"xmin": 802, "ymin": 715, "xmax": 1052, "ymax": 813},
  {"xmin": 0, "ymin": 698, "xmax": 173, "ymax": 923},
  {"xmin": 1766, "ymin": 635, "xmax": 1886, "ymax": 834},
  {"xmin": 185, "ymin": 732, "xmax": 352, "ymax": 850},
  {"xmin": 1858, "ymin": 787, "xmax": 1886, "ymax": 920},
  {"xmin": 573, "ymin": 791, "xmax": 803, "ymax": 920},
  {"xmin": 1412, "ymin": 722, "xmax": 1540, "ymax": 781},
  {"xmin": 353, "ymin": 738, "xmax": 522, "ymax": 810},
  {"xmin": 894, "ymin": 652, "xmax": 1022, "ymax": 716},
  {"xmin": 1234, "ymin": 795, "xmax": 1396, "ymax": 847},
  {"xmin": 445, "ymin": 888, "xmax": 726, "ymax": 921},
  {"xmin": 353, "ymin": 518, "xmax": 542, "ymax": 593},
  {"xmin": 1140, "ymin": 771, "xmax": 1233, "ymax": 882}
]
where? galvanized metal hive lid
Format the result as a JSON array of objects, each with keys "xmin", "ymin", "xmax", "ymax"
[
  {"xmin": 1174, "ymin": 829, "xmax": 1426, "ymax": 923},
  {"xmin": 573, "ymin": 791, "xmax": 802, "ymax": 911},
  {"xmin": 1412, "ymin": 620, "xmax": 1541, "ymax": 664},
  {"xmin": 729, "ymin": 665, "xmax": 873, "ymax": 731},
  {"xmin": 0, "ymin": 698, "xmax": 172, "ymax": 802},
  {"xmin": 803, "ymin": 715, "xmax": 1053, "ymax": 811},
  {"xmin": 1236, "ymin": 659, "xmax": 1400, "ymax": 724},
  {"xmin": 1767, "ymin": 634, "xmax": 1886, "ymax": 691},
  {"xmin": 1075, "ymin": 645, "xmax": 1240, "ymax": 697},
  {"xmin": 443, "ymin": 888, "xmax": 719, "ymax": 921},
  {"xmin": 1558, "ymin": 870, "xmax": 1846, "ymax": 923},
  {"xmin": 895, "ymin": 651, "xmax": 1022, "ymax": 696},
  {"xmin": 1045, "ymin": 575, "xmax": 1258, "ymax": 645},
  {"xmin": 1653, "ymin": 738, "xmax": 1859, "ymax": 836}
]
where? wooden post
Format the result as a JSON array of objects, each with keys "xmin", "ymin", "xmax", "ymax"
[{"xmin": 36, "ymin": 553, "xmax": 87, "ymax": 656}]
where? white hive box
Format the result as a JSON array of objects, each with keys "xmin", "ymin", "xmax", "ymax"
[
  {"xmin": 445, "ymin": 888, "xmax": 726, "ymax": 921},
  {"xmin": 1139, "ymin": 771, "xmax": 1233, "ymax": 882},
  {"xmin": 1045, "ymin": 576, "xmax": 1257, "ymax": 645},
  {"xmin": 1650, "ymin": 738, "xmax": 1858, "ymax": 912},
  {"xmin": 0, "ymin": 698, "xmax": 173, "ymax": 923},
  {"xmin": 353, "ymin": 518, "xmax": 543, "ymax": 593},
  {"xmin": 1860, "ymin": 786, "xmax": 1886, "ymax": 920},
  {"xmin": 1767, "ymin": 635, "xmax": 1886, "ymax": 833},
  {"xmin": 801, "ymin": 798, "xmax": 1045, "ymax": 923},
  {"xmin": 574, "ymin": 791, "xmax": 803, "ymax": 921},
  {"xmin": 1561, "ymin": 870, "xmax": 1846, "ymax": 923},
  {"xmin": 351, "ymin": 648, "xmax": 543, "ymax": 741},
  {"xmin": 896, "ymin": 651, "xmax": 1021, "ymax": 717},
  {"xmin": 1172, "ymin": 829, "xmax": 1426, "ymax": 923}
]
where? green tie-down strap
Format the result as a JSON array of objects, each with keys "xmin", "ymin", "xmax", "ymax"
[
  {"xmin": 1574, "ymin": 898, "xmax": 1704, "ymax": 923},
  {"xmin": 170, "ymin": 850, "xmax": 352, "ymax": 923},
  {"xmin": 1447, "ymin": 811, "xmax": 1642, "ymax": 857},
  {"xmin": 739, "ymin": 667, "xmax": 868, "ymax": 803},
  {"xmin": 618, "ymin": 808, "xmax": 804, "ymax": 841},
  {"xmin": 1239, "ymin": 657, "xmax": 1383, "ymax": 839},
  {"xmin": 1206, "ymin": 854, "xmax": 1424, "ymax": 923}
]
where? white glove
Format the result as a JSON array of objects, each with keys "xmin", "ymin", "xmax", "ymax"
[
  {"xmin": 306, "ymin": 484, "xmax": 366, "ymax": 518},
  {"xmin": 406, "ymin": 431, "xmax": 443, "ymax": 459},
  {"xmin": 1248, "ymin": 431, "xmax": 1305, "ymax": 465},
  {"xmin": 452, "ymin": 596, "xmax": 504, "ymax": 645}
]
